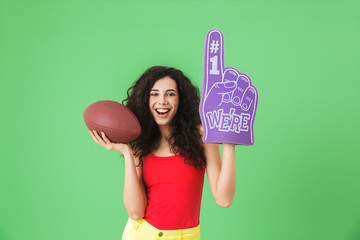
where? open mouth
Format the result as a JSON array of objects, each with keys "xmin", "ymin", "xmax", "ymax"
[{"xmin": 155, "ymin": 108, "xmax": 170, "ymax": 118}]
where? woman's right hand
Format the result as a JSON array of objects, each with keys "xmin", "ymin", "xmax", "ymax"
[{"xmin": 89, "ymin": 130, "xmax": 132, "ymax": 155}]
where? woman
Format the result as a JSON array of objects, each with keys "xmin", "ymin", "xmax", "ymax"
[{"xmin": 89, "ymin": 66, "xmax": 236, "ymax": 240}]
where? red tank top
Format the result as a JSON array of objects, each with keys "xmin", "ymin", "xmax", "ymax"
[{"xmin": 142, "ymin": 153, "xmax": 205, "ymax": 230}]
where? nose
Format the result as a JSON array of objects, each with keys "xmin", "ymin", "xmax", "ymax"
[{"xmin": 158, "ymin": 94, "xmax": 168, "ymax": 105}]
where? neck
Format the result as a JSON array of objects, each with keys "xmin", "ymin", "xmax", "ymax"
[{"xmin": 158, "ymin": 124, "xmax": 171, "ymax": 140}]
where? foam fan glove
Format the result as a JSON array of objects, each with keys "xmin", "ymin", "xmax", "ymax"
[{"xmin": 199, "ymin": 29, "xmax": 258, "ymax": 145}]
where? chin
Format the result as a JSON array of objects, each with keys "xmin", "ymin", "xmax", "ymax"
[
  {"xmin": 153, "ymin": 116, "xmax": 174, "ymax": 127},
  {"xmin": 154, "ymin": 119, "xmax": 172, "ymax": 126}
]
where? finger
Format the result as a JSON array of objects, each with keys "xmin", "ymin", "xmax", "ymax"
[
  {"xmin": 101, "ymin": 132, "xmax": 112, "ymax": 144},
  {"xmin": 223, "ymin": 68, "xmax": 239, "ymax": 82},
  {"xmin": 209, "ymin": 81, "xmax": 237, "ymax": 96},
  {"xmin": 237, "ymin": 74, "xmax": 251, "ymax": 93},
  {"xmin": 238, "ymin": 85, "xmax": 257, "ymax": 145},
  {"xmin": 101, "ymin": 132, "xmax": 115, "ymax": 150},
  {"xmin": 240, "ymin": 86, "xmax": 257, "ymax": 112},
  {"xmin": 89, "ymin": 130, "xmax": 98, "ymax": 142},
  {"xmin": 223, "ymin": 68, "xmax": 240, "ymax": 102},
  {"xmin": 93, "ymin": 130, "xmax": 105, "ymax": 144},
  {"xmin": 222, "ymin": 93, "xmax": 232, "ymax": 103},
  {"xmin": 203, "ymin": 29, "xmax": 225, "ymax": 97},
  {"xmin": 231, "ymin": 73, "xmax": 251, "ymax": 106},
  {"xmin": 92, "ymin": 130, "xmax": 101, "ymax": 142}
]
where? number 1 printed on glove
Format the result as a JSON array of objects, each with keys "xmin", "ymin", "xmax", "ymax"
[{"xmin": 199, "ymin": 29, "xmax": 258, "ymax": 145}]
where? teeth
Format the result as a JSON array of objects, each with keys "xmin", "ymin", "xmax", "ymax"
[{"xmin": 156, "ymin": 109, "xmax": 170, "ymax": 114}]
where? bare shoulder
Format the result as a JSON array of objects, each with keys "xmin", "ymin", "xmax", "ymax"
[
  {"xmin": 134, "ymin": 154, "xmax": 140, "ymax": 165},
  {"xmin": 198, "ymin": 124, "xmax": 204, "ymax": 138},
  {"xmin": 133, "ymin": 154, "xmax": 143, "ymax": 169}
]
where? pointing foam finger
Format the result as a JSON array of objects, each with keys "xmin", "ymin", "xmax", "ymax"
[{"xmin": 203, "ymin": 29, "xmax": 225, "ymax": 96}]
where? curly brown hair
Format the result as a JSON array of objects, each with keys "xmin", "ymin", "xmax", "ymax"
[{"xmin": 122, "ymin": 66, "xmax": 206, "ymax": 169}]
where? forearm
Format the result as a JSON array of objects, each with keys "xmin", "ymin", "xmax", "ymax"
[
  {"xmin": 123, "ymin": 152, "xmax": 146, "ymax": 220},
  {"xmin": 215, "ymin": 143, "xmax": 236, "ymax": 207}
]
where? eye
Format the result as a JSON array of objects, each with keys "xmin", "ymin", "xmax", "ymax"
[
  {"xmin": 150, "ymin": 93, "xmax": 158, "ymax": 96},
  {"xmin": 167, "ymin": 93, "xmax": 176, "ymax": 96}
]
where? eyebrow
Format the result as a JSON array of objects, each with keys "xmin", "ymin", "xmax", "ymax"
[{"xmin": 150, "ymin": 89, "xmax": 177, "ymax": 92}]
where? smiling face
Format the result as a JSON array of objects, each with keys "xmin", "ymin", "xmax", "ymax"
[{"xmin": 149, "ymin": 76, "xmax": 179, "ymax": 127}]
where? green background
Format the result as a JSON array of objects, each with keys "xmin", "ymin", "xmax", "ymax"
[{"xmin": 1, "ymin": 0, "xmax": 360, "ymax": 239}]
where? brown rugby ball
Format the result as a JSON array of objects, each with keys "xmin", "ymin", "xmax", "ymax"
[{"xmin": 83, "ymin": 100, "xmax": 141, "ymax": 143}]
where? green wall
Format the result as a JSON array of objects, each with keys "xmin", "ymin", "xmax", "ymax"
[{"xmin": 1, "ymin": 0, "xmax": 360, "ymax": 239}]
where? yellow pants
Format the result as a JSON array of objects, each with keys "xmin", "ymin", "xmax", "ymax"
[{"xmin": 121, "ymin": 218, "xmax": 201, "ymax": 240}]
